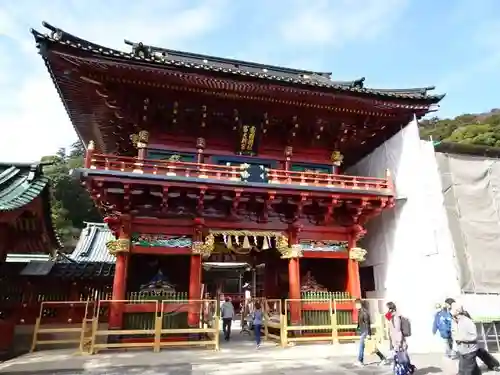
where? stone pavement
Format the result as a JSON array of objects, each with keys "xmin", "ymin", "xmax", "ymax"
[
  {"xmin": 1, "ymin": 325, "xmax": 498, "ymax": 375},
  {"xmin": 1, "ymin": 343, "xmax": 496, "ymax": 375}
]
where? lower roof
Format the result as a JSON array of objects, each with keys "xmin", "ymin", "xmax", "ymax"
[
  {"xmin": 0, "ymin": 163, "xmax": 49, "ymax": 212},
  {"xmin": 0, "ymin": 162, "xmax": 62, "ymax": 253}
]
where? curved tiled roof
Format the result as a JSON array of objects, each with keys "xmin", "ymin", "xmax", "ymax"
[
  {"xmin": 0, "ymin": 163, "xmax": 49, "ymax": 212},
  {"xmin": 0, "ymin": 162, "xmax": 62, "ymax": 251},
  {"xmin": 30, "ymin": 21, "xmax": 444, "ymax": 103},
  {"xmin": 69, "ymin": 222, "xmax": 115, "ymax": 263}
]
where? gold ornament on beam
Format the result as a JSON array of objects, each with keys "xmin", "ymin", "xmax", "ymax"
[
  {"xmin": 130, "ymin": 130, "xmax": 150, "ymax": 148},
  {"xmin": 192, "ymin": 234, "xmax": 215, "ymax": 257},
  {"xmin": 106, "ymin": 238, "xmax": 131, "ymax": 256},
  {"xmin": 331, "ymin": 151, "xmax": 344, "ymax": 166},
  {"xmin": 349, "ymin": 247, "xmax": 367, "ymax": 262},
  {"xmin": 279, "ymin": 244, "xmax": 303, "ymax": 259}
]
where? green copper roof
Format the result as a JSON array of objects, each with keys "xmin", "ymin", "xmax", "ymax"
[{"xmin": 0, "ymin": 163, "xmax": 50, "ymax": 212}]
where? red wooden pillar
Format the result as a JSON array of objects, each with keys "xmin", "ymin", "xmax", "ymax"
[
  {"xmin": 109, "ymin": 253, "xmax": 129, "ymax": 329},
  {"xmin": 188, "ymin": 254, "xmax": 202, "ymax": 326},
  {"xmin": 188, "ymin": 218, "xmax": 205, "ymax": 327},
  {"xmin": 288, "ymin": 257, "xmax": 301, "ymax": 324},
  {"xmin": 347, "ymin": 228, "xmax": 364, "ymax": 323},
  {"xmin": 347, "ymin": 236, "xmax": 362, "ymax": 299},
  {"xmin": 287, "ymin": 225, "xmax": 302, "ymax": 324}
]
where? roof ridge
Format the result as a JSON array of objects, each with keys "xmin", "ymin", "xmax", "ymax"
[{"xmin": 125, "ymin": 42, "xmax": 334, "ymax": 79}]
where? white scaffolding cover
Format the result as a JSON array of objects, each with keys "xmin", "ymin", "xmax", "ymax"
[
  {"xmin": 346, "ymin": 118, "xmax": 460, "ymax": 349},
  {"xmin": 435, "ymin": 152, "xmax": 500, "ymax": 293}
]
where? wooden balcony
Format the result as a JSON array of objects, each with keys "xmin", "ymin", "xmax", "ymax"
[{"xmin": 85, "ymin": 153, "xmax": 393, "ymax": 195}]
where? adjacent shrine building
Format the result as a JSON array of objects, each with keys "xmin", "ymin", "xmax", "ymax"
[
  {"xmin": 0, "ymin": 162, "xmax": 62, "ymax": 351},
  {"xmin": 32, "ymin": 22, "xmax": 443, "ymax": 331}
]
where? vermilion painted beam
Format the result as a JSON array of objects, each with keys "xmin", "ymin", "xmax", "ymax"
[
  {"xmin": 301, "ymin": 251, "xmax": 348, "ymax": 259},
  {"xmin": 132, "ymin": 217, "xmax": 350, "ymax": 235},
  {"xmin": 90, "ymin": 176, "xmax": 389, "ymax": 201},
  {"xmin": 131, "ymin": 245, "xmax": 191, "ymax": 255}
]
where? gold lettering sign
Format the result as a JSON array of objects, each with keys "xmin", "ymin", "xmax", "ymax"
[{"xmin": 239, "ymin": 125, "xmax": 257, "ymax": 153}]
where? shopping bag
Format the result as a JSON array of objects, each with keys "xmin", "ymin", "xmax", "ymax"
[{"xmin": 364, "ymin": 336, "xmax": 378, "ymax": 354}]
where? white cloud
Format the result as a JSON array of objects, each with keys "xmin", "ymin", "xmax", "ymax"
[
  {"xmin": 0, "ymin": 0, "xmax": 228, "ymax": 162},
  {"xmin": 278, "ymin": 0, "xmax": 409, "ymax": 47}
]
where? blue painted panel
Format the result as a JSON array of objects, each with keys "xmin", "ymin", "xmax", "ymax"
[
  {"xmin": 211, "ymin": 156, "xmax": 277, "ymax": 183},
  {"xmin": 147, "ymin": 150, "xmax": 196, "ymax": 162},
  {"xmin": 291, "ymin": 162, "xmax": 330, "ymax": 173},
  {"xmin": 211, "ymin": 155, "xmax": 278, "ymax": 168}
]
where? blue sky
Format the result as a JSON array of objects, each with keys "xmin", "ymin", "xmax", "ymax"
[{"xmin": 0, "ymin": 0, "xmax": 499, "ymax": 162}]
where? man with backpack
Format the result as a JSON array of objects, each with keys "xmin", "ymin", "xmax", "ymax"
[{"xmin": 433, "ymin": 298, "xmax": 457, "ymax": 358}]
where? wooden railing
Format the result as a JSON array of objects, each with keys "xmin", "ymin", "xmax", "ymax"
[
  {"xmin": 86, "ymin": 153, "xmax": 393, "ymax": 193},
  {"xmin": 267, "ymin": 168, "xmax": 392, "ymax": 191},
  {"xmin": 89, "ymin": 153, "xmax": 242, "ymax": 181}
]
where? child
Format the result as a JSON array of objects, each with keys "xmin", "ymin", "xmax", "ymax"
[{"xmin": 253, "ymin": 302, "xmax": 263, "ymax": 348}]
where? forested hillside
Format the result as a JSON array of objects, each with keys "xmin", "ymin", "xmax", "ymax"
[{"xmin": 419, "ymin": 109, "xmax": 500, "ymax": 147}]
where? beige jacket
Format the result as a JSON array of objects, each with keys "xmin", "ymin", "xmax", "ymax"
[{"xmin": 388, "ymin": 312, "xmax": 407, "ymax": 350}]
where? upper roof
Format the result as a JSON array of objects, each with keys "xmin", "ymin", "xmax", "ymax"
[
  {"xmin": 0, "ymin": 162, "xmax": 62, "ymax": 252},
  {"xmin": 31, "ymin": 22, "xmax": 444, "ymax": 103}
]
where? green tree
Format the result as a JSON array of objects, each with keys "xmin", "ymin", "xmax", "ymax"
[
  {"xmin": 41, "ymin": 141, "xmax": 101, "ymax": 245},
  {"xmin": 419, "ymin": 109, "xmax": 500, "ymax": 147}
]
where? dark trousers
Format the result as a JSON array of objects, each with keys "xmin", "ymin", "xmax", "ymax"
[
  {"xmin": 458, "ymin": 351, "xmax": 481, "ymax": 375},
  {"xmin": 222, "ymin": 318, "xmax": 232, "ymax": 340},
  {"xmin": 476, "ymin": 347, "xmax": 499, "ymax": 370},
  {"xmin": 375, "ymin": 349, "xmax": 386, "ymax": 361}
]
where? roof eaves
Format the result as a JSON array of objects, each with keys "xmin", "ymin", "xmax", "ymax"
[
  {"xmin": 31, "ymin": 22, "xmax": 445, "ymax": 104},
  {"xmin": 0, "ymin": 165, "xmax": 49, "ymax": 212}
]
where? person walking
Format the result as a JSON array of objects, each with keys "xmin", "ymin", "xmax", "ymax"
[
  {"xmin": 446, "ymin": 298, "xmax": 500, "ymax": 372},
  {"xmin": 386, "ymin": 302, "xmax": 416, "ymax": 375},
  {"xmin": 252, "ymin": 302, "xmax": 263, "ymax": 348},
  {"xmin": 433, "ymin": 299, "xmax": 456, "ymax": 358},
  {"xmin": 451, "ymin": 302, "xmax": 481, "ymax": 375},
  {"xmin": 354, "ymin": 299, "xmax": 388, "ymax": 367},
  {"xmin": 221, "ymin": 297, "xmax": 235, "ymax": 341}
]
